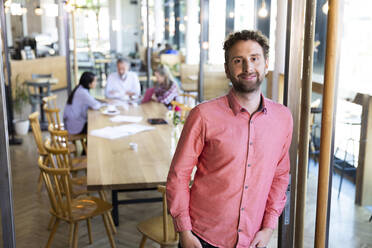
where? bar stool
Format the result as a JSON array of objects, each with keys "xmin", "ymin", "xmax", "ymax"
[
  {"xmin": 333, "ymin": 118, "xmax": 360, "ymax": 198},
  {"xmin": 25, "ymin": 74, "xmax": 53, "ymax": 130},
  {"xmin": 308, "ymin": 106, "xmax": 322, "ymax": 177}
]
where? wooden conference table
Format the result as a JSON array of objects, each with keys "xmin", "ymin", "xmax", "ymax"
[{"xmin": 87, "ymin": 101, "xmax": 175, "ymax": 225}]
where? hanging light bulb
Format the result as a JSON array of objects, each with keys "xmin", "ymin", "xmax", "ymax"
[
  {"xmin": 4, "ymin": 0, "xmax": 12, "ymax": 8},
  {"xmin": 202, "ymin": 41, "xmax": 209, "ymax": 50},
  {"xmin": 322, "ymin": 1, "xmax": 329, "ymax": 15},
  {"xmin": 258, "ymin": 0, "xmax": 268, "ymax": 18},
  {"xmin": 179, "ymin": 23, "xmax": 185, "ymax": 32},
  {"xmin": 34, "ymin": 6, "xmax": 43, "ymax": 16}
]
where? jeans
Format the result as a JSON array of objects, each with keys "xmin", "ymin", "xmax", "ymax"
[
  {"xmin": 178, "ymin": 232, "xmax": 218, "ymax": 248},
  {"xmin": 177, "ymin": 233, "xmax": 267, "ymax": 248}
]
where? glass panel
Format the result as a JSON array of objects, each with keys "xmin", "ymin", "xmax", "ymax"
[
  {"xmin": 208, "ymin": 0, "xmax": 226, "ymax": 64},
  {"xmin": 234, "ymin": 0, "xmax": 254, "ymax": 31}
]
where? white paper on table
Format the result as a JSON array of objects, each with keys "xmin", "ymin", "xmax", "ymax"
[
  {"xmin": 90, "ymin": 124, "xmax": 155, "ymax": 139},
  {"xmin": 110, "ymin": 115, "xmax": 143, "ymax": 123}
]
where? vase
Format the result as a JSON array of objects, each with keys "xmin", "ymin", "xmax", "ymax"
[{"xmin": 15, "ymin": 119, "xmax": 30, "ymax": 136}]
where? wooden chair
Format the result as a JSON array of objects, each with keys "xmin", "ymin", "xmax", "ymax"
[
  {"xmin": 137, "ymin": 185, "xmax": 178, "ymax": 248},
  {"xmin": 43, "ymin": 95, "xmax": 87, "ymax": 154},
  {"xmin": 43, "ymin": 95, "xmax": 62, "ymax": 129},
  {"xmin": 180, "ymin": 63, "xmax": 198, "ymax": 93},
  {"xmin": 44, "ymin": 139, "xmax": 86, "ymax": 191},
  {"xmin": 29, "ymin": 112, "xmax": 47, "ymax": 192},
  {"xmin": 178, "ymin": 93, "xmax": 197, "ymax": 107},
  {"xmin": 44, "ymin": 139, "xmax": 117, "ymax": 234},
  {"xmin": 203, "ymin": 67, "xmax": 231, "ymax": 100},
  {"xmin": 47, "ymin": 127, "xmax": 87, "ymax": 173},
  {"xmin": 171, "ymin": 101, "xmax": 192, "ymax": 122},
  {"xmin": 38, "ymin": 157, "xmax": 116, "ymax": 248}
]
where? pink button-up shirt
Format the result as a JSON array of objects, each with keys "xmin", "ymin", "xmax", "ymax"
[{"xmin": 166, "ymin": 90, "xmax": 293, "ymax": 247}]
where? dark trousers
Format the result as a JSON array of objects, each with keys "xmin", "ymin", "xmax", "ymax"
[
  {"xmin": 177, "ymin": 233, "xmax": 267, "ymax": 248},
  {"xmin": 178, "ymin": 232, "xmax": 218, "ymax": 248},
  {"xmin": 79, "ymin": 122, "xmax": 88, "ymax": 134}
]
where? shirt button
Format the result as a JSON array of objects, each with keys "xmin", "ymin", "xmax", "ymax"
[
  {"xmin": 241, "ymin": 207, "xmax": 245, "ymax": 211},
  {"xmin": 244, "ymin": 186, "xmax": 248, "ymax": 189},
  {"xmin": 250, "ymin": 121, "xmax": 253, "ymax": 124},
  {"xmin": 238, "ymin": 229, "xmax": 242, "ymax": 232},
  {"xmin": 249, "ymin": 142, "xmax": 253, "ymax": 145},
  {"xmin": 248, "ymin": 164, "xmax": 251, "ymax": 167}
]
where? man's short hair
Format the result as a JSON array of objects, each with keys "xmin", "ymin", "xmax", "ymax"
[
  {"xmin": 223, "ymin": 30, "xmax": 269, "ymax": 63},
  {"xmin": 117, "ymin": 57, "xmax": 130, "ymax": 66}
]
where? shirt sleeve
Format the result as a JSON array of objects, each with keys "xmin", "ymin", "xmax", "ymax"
[
  {"xmin": 82, "ymin": 90, "xmax": 102, "ymax": 110},
  {"xmin": 166, "ymin": 107, "xmax": 205, "ymax": 232},
  {"xmin": 262, "ymin": 112, "xmax": 293, "ymax": 229},
  {"xmin": 157, "ymin": 83, "xmax": 178, "ymax": 105}
]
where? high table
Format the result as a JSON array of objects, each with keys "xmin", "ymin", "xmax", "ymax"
[
  {"xmin": 87, "ymin": 101, "xmax": 176, "ymax": 225},
  {"xmin": 25, "ymin": 77, "xmax": 58, "ymax": 130}
]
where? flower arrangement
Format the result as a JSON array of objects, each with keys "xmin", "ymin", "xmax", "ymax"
[{"xmin": 166, "ymin": 106, "xmax": 184, "ymax": 126}]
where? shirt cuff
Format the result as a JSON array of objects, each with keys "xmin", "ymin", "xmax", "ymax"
[
  {"xmin": 173, "ymin": 215, "xmax": 192, "ymax": 232},
  {"xmin": 262, "ymin": 212, "xmax": 279, "ymax": 229}
]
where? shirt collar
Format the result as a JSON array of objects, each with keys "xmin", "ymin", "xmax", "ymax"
[
  {"xmin": 227, "ymin": 90, "xmax": 268, "ymax": 116},
  {"xmin": 118, "ymin": 72, "xmax": 128, "ymax": 81}
]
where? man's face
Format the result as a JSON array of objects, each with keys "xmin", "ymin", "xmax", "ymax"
[
  {"xmin": 224, "ymin": 40, "xmax": 268, "ymax": 94},
  {"xmin": 117, "ymin": 62, "xmax": 129, "ymax": 77}
]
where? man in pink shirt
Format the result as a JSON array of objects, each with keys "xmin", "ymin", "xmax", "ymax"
[{"xmin": 166, "ymin": 30, "xmax": 293, "ymax": 248}]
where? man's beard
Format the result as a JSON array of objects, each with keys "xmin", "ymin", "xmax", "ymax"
[{"xmin": 230, "ymin": 72, "xmax": 263, "ymax": 93}]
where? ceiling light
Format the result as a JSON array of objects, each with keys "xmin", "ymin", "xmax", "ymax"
[
  {"xmin": 35, "ymin": 6, "xmax": 43, "ymax": 16},
  {"xmin": 202, "ymin": 41, "xmax": 209, "ymax": 50},
  {"xmin": 258, "ymin": 0, "xmax": 268, "ymax": 18}
]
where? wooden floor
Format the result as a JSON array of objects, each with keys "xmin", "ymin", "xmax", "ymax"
[{"xmin": 5, "ymin": 89, "xmax": 372, "ymax": 247}]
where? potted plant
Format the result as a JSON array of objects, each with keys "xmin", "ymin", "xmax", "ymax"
[{"xmin": 13, "ymin": 75, "xmax": 30, "ymax": 135}]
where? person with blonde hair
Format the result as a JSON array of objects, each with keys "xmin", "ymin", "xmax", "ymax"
[{"xmin": 153, "ymin": 64, "xmax": 179, "ymax": 108}]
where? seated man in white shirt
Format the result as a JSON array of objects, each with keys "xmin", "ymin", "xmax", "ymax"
[{"xmin": 105, "ymin": 58, "xmax": 141, "ymax": 99}]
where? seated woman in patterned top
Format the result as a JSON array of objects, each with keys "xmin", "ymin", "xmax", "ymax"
[
  {"xmin": 153, "ymin": 64, "xmax": 179, "ymax": 109},
  {"xmin": 63, "ymin": 71, "xmax": 102, "ymax": 134}
]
